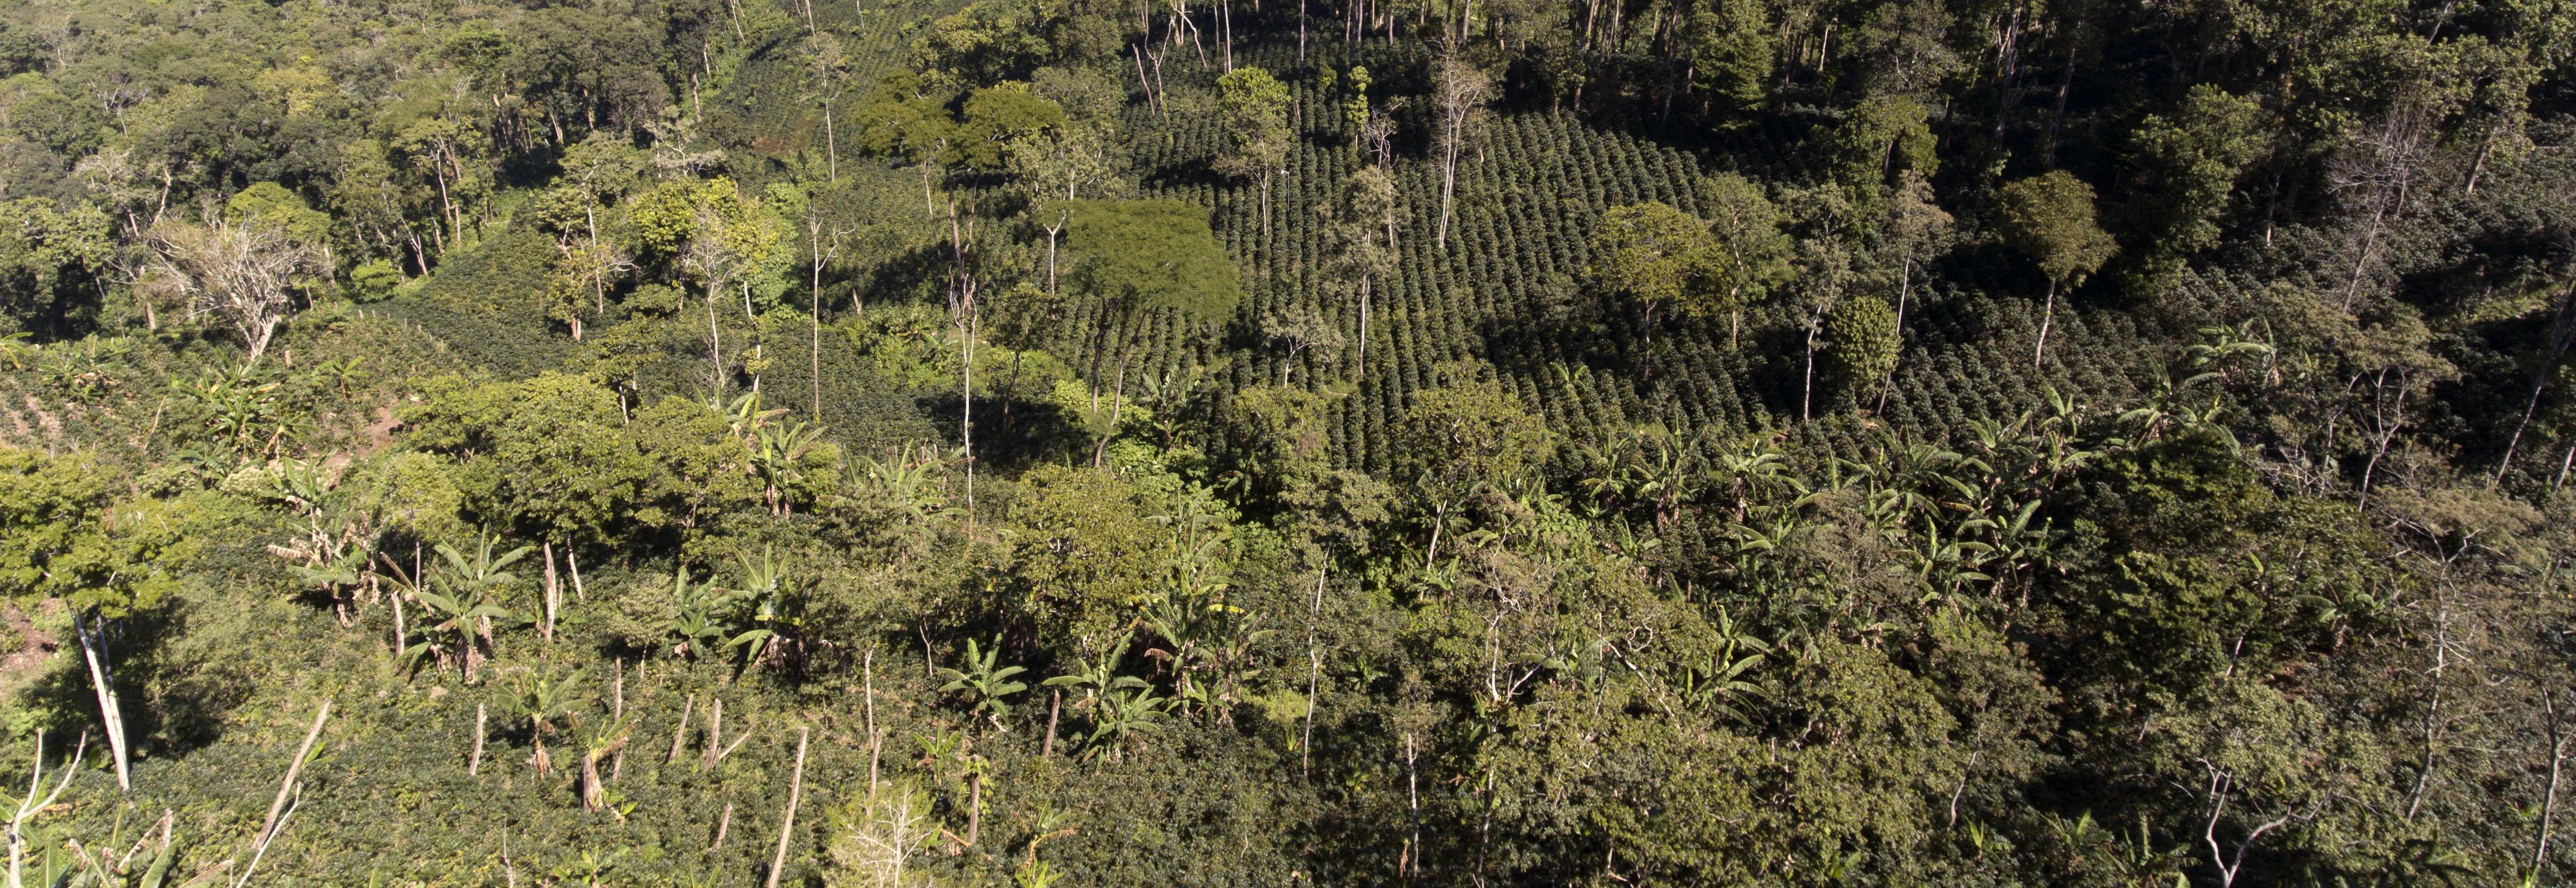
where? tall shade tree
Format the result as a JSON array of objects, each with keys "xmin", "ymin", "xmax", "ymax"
[
  {"xmin": 1996, "ymin": 170, "xmax": 2116, "ymax": 367},
  {"xmin": 1430, "ymin": 49, "xmax": 1495, "ymax": 248},
  {"xmin": 140, "ymin": 215, "xmax": 323, "ymax": 365},
  {"xmin": 1683, "ymin": 0, "xmax": 1773, "ymax": 122},
  {"xmin": 331, "ymin": 139, "xmax": 431, "ymax": 277},
  {"xmin": 2126, "ymin": 85, "xmax": 2266, "ymax": 265},
  {"xmin": 390, "ymin": 112, "xmax": 490, "ymax": 246},
  {"xmin": 1259, "ymin": 304, "xmax": 1346, "ymax": 385},
  {"xmin": 1318, "ymin": 165, "xmax": 1398, "ymax": 375},
  {"xmin": 1824, "ymin": 295, "xmax": 1901, "ymax": 404},
  {"xmin": 1213, "ymin": 67, "xmax": 1293, "ymax": 235},
  {"xmin": 800, "ymin": 34, "xmax": 852, "ymax": 183},
  {"xmin": 1064, "ymin": 199, "xmax": 1243, "ymax": 462},
  {"xmin": 1822, "ymin": 94, "xmax": 1937, "ymax": 212},
  {"xmin": 0, "ymin": 449, "xmax": 193, "ymax": 792},
  {"xmin": 529, "ymin": 185, "xmax": 633, "ymax": 341},
  {"xmin": 223, "ymin": 183, "xmax": 333, "ymax": 269},
  {"xmin": 1704, "ymin": 172, "xmax": 1796, "ymax": 346},
  {"xmin": 0, "ymin": 198, "xmax": 116, "ymax": 337},
  {"xmin": 1589, "ymin": 200, "xmax": 1718, "ymax": 365},
  {"xmin": 1881, "ymin": 170, "xmax": 1954, "ymax": 339},
  {"xmin": 1009, "ymin": 122, "xmax": 1124, "ymax": 295},
  {"xmin": 854, "ymin": 72, "xmax": 960, "ymax": 215},
  {"xmin": 1393, "ymin": 369, "xmax": 1554, "ymax": 568},
  {"xmin": 953, "ymin": 82, "xmax": 1065, "ymax": 172},
  {"xmin": 629, "ymin": 177, "xmax": 786, "ymax": 394}
]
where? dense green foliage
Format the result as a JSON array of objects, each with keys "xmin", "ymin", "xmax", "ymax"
[{"xmin": 0, "ymin": 0, "xmax": 2573, "ymax": 883}]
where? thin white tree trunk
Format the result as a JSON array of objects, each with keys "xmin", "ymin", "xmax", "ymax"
[
  {"xmin": 708, "ymin": 295, "xmax": 726, "ymax": 396},
  {"xmin": 1358, "ymin": 277, "xmax": 1371, "ymax": 377},
  {"xmin": 2032, "ymin": 277, "xmax": 2057, "ymax": 368},
  {"xmin": 74, "ymin": 613, "xmax": 130, "ymax": 792},
  {"xmin": 765, "ymin": 728, "xmax": 811, "ymax": 888},
  {"xmin": 1302, "ymin": 561, "xmax": 1328, "ymax": 776}
]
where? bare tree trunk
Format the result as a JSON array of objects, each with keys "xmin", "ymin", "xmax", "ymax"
[
  {"xmin": 1992, "ymin": 0, "xmax": 2025, "ymax": 142},
  {"xmin": 667, "ymin": 696, "xmax": 694, "ymax": 764},
  {"xmin": 1437, "ymin": 148, "xmax": 1460, "ymax": 248},
  {"xmin": 542, "ymin": 542, "xmax": 559, "ymax": 642},
  {"xmin": 470, "ymin": 703, "xmax": 487, "ymax": 776},
  {"xmin": 611, "ymin": 660, "xmax": 626, "ymax": 781},
  {"xmin": 1358, "ymin": 276, "xmax": 1371, "ymax": 377},
  {"xmin": 2041, "ymin": 56, "xmax": 2076, "ymax": 168},
  {"xmin": 1423, "ymin": 502, "xmax": 1452, "ymax": 571},
  {"xmin": 7, "ymin": 733, "xmax": 83, "ymax": 888},
  {"xmin": 2535, "ymin": 691, "xmax": 2572, "ymax": 882},
  {"xmin": 707, "ymin": 295, "xmax": 726, "ymax": 396},
  {"xmin": 72, "ymin": 613, "xmax": 130, "ymax": 793},
  {"xmin": 2493, "ymin": 280, "xmax": 2576, "ymax": 487},
  {"xmin": 814, "ymin": 232, "xmax": 827, "ymax": 416},
  {"xmin": 392, "ymin": 589, "xmax": 407, "ymax": 662},
  {"xmin": 1302, "ymin": 560, "xmax": 1329, "ymax": 776},
  {"xmin": 1404, "ymin": 731, "xmax": 1420, "ymax": 883},
  {"xmin": 1093, "ymin": 315, "xmax": 1140, "ymax": 468},
  {"xmin": 1044, "ymin": 218, "xmax": 1065, "ymax": 295},
  {"xmin": 1801, "ymin": 313, "xmax": 1820, "ymax": 420},
  {"xmin": 765, "ymin": 728, "xmax": 811, "ymax": 888},
  {"xmin": 1879, "ymin": 249, "xmax": 1916, "ymax": 414},
  {"xmin": 2032, "ymin": 277, "xmax": 2057, "ymax": 368},
  {"xmin": 1219, "ymin": 0, "xmax": 1234, "ymax": 72},
  {"xmin": 256, "ymin": 700, "xmax": 332, "ymax": 848},
  {"xmin": 703, "ymin": 698, "xmax": 724, "ymax": 770},
  {"xmin": 865, "ymin": 651, "xmax": 882, "ymax": 792},
  {"xmin": 822, "ymin": 99, "xmax": 838, "ymax": 182},
  {"xmin": 2406, "ymin": 568, "xmax": 2455, "ymax": 820},
  {"xmin": 920, "ymin": 160, "xmax": 938, "ymax": 216},
  {"xmin": 1042, "ymin": 691, "xmax": 1061, "ymax": 757}
]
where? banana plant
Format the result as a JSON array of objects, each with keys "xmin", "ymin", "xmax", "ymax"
[
  {"xmin": 1907, "ymin": 520, "xmax": 1996, "ymax": 606},
  {"xmin": 1678, "ymin": 607, "xmax": 1773, "ymax": 724},
  {"xmin": 434, "ymin": 537, "xmax": 533, "ymax": 599},
  {"xmin": 311, "ymin": 355, "xmax": 365, "ymax": 399},
  {"xmin": 1568, "ymin": 438, "xmax": 1632, "ymax": 518},
  {"xmin": 661, "ymin": 566, "xmax": 728, "ymax": 660},
  {"xmin": 572, "ymin": 709, "xmax": 639, "ymax": 814},
  {"xmin": 716, "ymin": 390, "xmax": 788, "ymax": 439},
  {"xmin": 937, "ymin": 638, "xmax": 1028, "ymax": 730},
  {"xmin": 41, "ymin": 336, "xmax": 132, "ymax": 401},
  {"xmin": 1043, "ymin": 634, "xmax": 1163, "ymax": 758},
  {"xmin": 1082, "ymin": 684, "xmax": 1171, "ymax": 762},
  {"xmin": 405, "ymin": 585, "xmax": 513, "ymax": 683},
  {"xmin": 176, "ymin": 367, "xmax": 287, "ymax": 460},
  {"xmin": 750, "ymin": 419, "xmax": 827, "ymax": 515},
  {"xmin": 2184, "ymin": 319, "xmax": 2275, "ymax": 388},
  {"xmin": 1621, "ymin": 423, "xmax": 1710, "ymax": 529},
  {"xmin": 1711, "ymin": 436, "xmax": 1802, "ymax": 523},
  {"xmin": 721, "ymin": 547, "xmax": 807, "ymax": 677},
  {"xmin": 287, "ymin": 545, "xmax": 368, "ymax": 628},
  {"xmin": 1042, "ymin": 634, "xmax": 1145, "ymax": 714},
  {"xmin": 1133, "ymin": 363, "xmax": 1207, "ymax": 449},
  {"xmin": 549, "ymin": 849, "xmax": 628, "ymax": 887},
  {"xmin": 435, "ymin": 536, "xmax": 533, "ymax": 644},
  {"xmin": 411, "ymin": 536, "xmax": 533, "ymax": 682},
  {"xmin": 498, "ymin": 667, "xmax": 589, "ymax": 777},
  {"xmin": 847, "ymin": 443, "xmax": 963, "ymax": 526},
  {"xmin": 1543, "ymin": 359, "xmax": 1589, "ymax": 403}
]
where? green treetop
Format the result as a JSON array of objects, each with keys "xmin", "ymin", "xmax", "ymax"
[{"xmin": 1995, "ymin": 169, "xmax": 2116, "ymax": 366}]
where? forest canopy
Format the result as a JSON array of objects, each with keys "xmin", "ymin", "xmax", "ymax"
[{"xmin": 0, "ymin": 0, "xmax": 2572, "ymax": 883}]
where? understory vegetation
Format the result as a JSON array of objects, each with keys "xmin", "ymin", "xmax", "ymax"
[{"xmin": 1, "ymin": 0, "xmax": 2574, "ymax": 883}]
